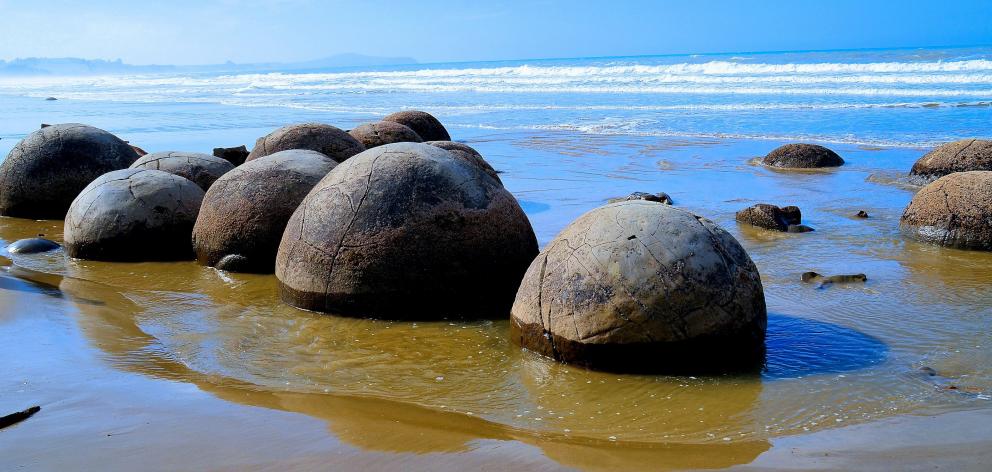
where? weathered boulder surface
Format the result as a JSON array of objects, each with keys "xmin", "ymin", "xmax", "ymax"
[
  {"xmin": 909, "ymin": 139, "xmax": 992, "ymax": 182},
  {"xmin": 64, "ymin": 169, "xmax": 204, "ymax": 261},
  {"xmin": 0, "ymin": 123, "xmax": 140, "ymax": 219},
  {"xmin": 382, "ymin": 110, "xmax": 451, "ymax": 141},
  {"xmin": 426, "ymin": 141, "xmax": 501, "ymax": 183},
  {"xmin": 510, "ymin": 201, "xmax": 767, "ymax": 373},
  {"xmin": 276, "ymin": 142, "xmax": 537, "ymax": 319},
  {"xmin": 7, "ymin": 237, "xmax": 60, "ymax": 254},
  {"xmin": 901, "ymin": 171, "xmax": 992, "ymax": 250},
  {"xmin": 761, "ymin": 143, "xmax": 844, "ymax": 169},
  {"xmin": 193, "ymin": 149, "xmax": 338, "ymax": 273},
  {"xmin": 245, "ymin": 123, "xmax": 364, "ymax": 163},
  {"xmin": 348, "ymin": 121, "xmax": 422, "ymax": 149},
  {"xmin": 129, "ymin": 151, "xmax": 235, "ymax": 191},
  {"xmin": 213, "ymin": 145, "xmax": 249, "ymax": 166},
  {"xmin": 736, "ymin": 204, "xmax": 806, "ymax": 232}
]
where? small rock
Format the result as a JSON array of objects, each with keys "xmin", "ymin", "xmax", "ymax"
[
  {"xmin": 801, "ymin": 272, "xmax": 867, "ymax": 286},
  {"xmin": 44, "ymin": 97, "xmax": 57, "ymax": 101},
  {"xmin": 212, "ymin": 145, "xmax": 250, "ymax": 166},
  {"xmin": 787, "ymin": 224, "xmax": 815, "ymax": 233},
  {"xmin": 0, "ymin": 405, "xmax": 40, "ymax": 429},
  {"xmin": 7, "ymin": 237, "xmax": 60, "ymax": 254},
  {"xmin": 856, "ymin": 210, "xmax": 869, "ymax": 218},
  {"xmin": 736, "ymin": 204, "xmax": 812, "ymax": 232},
  {"xmin": 623, "ymin": 191, "xmax": 673, "ymax": 205}
]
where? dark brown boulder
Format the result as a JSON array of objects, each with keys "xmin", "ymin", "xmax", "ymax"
[
  {"xmin": 909, "ymin": 139, "xmax": 992, "ymax": 182},
  {"xmin": 64, "ymin": 169, "xmax": 204, "ymax": 261},
  {"xmin": 129, "ymin": 151, "xmax": 235, "ymax": 191},
  {"xmin": 348, "ymin": 121, "xmax": 422, "ymax": 149},
  {"xmin": 736, "ymin": 204, "xmax": 808, "ymax": 232},
  {"xmin": 510, "ymin": 201, "xmax": 767, "ymax": 374},
  {"xmin": 213, "ymin": 145, "xmax": 250, "ymax": 166},
  {"xmin": 0, "ymin": 123, "xmax": 140, "ymax": 219},
  {"xmin": 901, "ymin": 171, "xmax": 992, "ymax": 250},
  {"xmin": 425, "ymin": 141, "xmax": 501, "ymax": 183},
  {"xmin": 245, "ymin": 123, "xmax": 364, "ymax": 163},
  {"xmin": 275, "ymin": 142, "xmax": 537, "ymax": 319},
  {"xmin": 761, "ymin": 143, "xmax": 844, "ymax": 169},
  {"xmin": 192, "ymin": 149, "xmax": 338, "ymax": 273},
  {"xmin": 382, "ymin": 110, "xmax": 451, "ymax": 141}
]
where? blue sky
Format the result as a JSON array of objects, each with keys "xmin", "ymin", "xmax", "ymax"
[{"xmin": 0, "ymin": 0, "xmax": 989, "ymax": 64}]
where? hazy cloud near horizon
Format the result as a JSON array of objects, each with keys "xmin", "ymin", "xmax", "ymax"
[{"xmin": 0, "ymin": 0, "xmax": 989, "ymax": 65}]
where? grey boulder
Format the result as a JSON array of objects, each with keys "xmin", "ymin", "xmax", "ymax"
[{"xmin": 129, "ymin": 151, "xmax": 235, "ymax": 191}]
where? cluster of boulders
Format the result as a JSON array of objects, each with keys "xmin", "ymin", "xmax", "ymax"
[{"xmin": 736, "ymin": 203, "xmax": 813, "ymax": 233}]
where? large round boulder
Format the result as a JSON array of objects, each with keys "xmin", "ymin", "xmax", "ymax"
[
  {"xmin": 382, "ymin": 110, "xmax": 451, "ymax": 141},
  {"xmin": 510, "ymin": 201, "xmax": 767, "ymax": 373},
  {"xmin": 348, "ymin": 121, "xmax": 422, "ymax": 149},
  {"xmin": 193, "ymin": 149, "xmax": 338, "ymax": 273},
  {"xmin": 426, "ymin": 141, "xmax": 501, "ymax": 184},
  {"xmin": 910, "ymin": 139, "xmax": 992, "ymax": 182},
  {"xmin": 64, "ymin": 169, "xmax": 204, "ymax": 261},
  {"xmin": 245, "ymin": 123, "xmax": 364, "ymax": 163},
  {"xmin": 129, "ymin": 151, "xmax": 235, "ymax": 191},
  {"xmin": 275, "ymin": 142, "xmax": 537, "ymax": 319},
  {"xmin": 0, "ymin": 123, "xmax": 140, "ymax": 219},
  {"xmin": 901, "ymin": 171, "xmax": 992, "ymax": 250},
  {"xmin": 761, "ymin": 143, "xmax": 844, "ymax": 169}
]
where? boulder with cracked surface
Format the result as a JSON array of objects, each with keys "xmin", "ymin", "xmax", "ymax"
[
  {"xmin": 510, "ymin": 201, "xmax": 767, "ymax": 374},
  {"xmin": 129, "ymin": 151, "xmax": 235, "ymax": 191},
  {"xmin": 426, "ymin": 141, "xmax": 501, "ymax": 184},
  {"xmin": 193, "ymin": 149, "xmax": 337, "ymax": 273},
  {"xmin": 909, "ymin": 139, "xmax": 992, "ymax": 183},
  {"xmin": 0, "ymin": 123, "xmax": 140, "ymax": 219},
  {"xmin": 64, "ymin": 169, "xmax": 204, "ymax": 261},
  {"xmin": 901, "ymin": 170, "xmax": 992, "ymax": 250},
  {"xmin": 245, "ymin": 123, "xmax": 364, "ymax": 163},
  {"xmin": 275, "ymin": 142, "xmax": 537, "ymax": 319}
]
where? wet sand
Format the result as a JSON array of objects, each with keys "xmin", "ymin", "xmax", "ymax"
[{"xmin": 2, "ymin": 125, "xmax": 991, "ymax": 470}]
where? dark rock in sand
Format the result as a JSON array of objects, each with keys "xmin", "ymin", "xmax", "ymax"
[
  {"xmin": 382, "ymin": 110, "xmax": 451, "ymax": 141},
  {"xmin": 348, "ymin": 121, "xmax": 422, "ymax": 149},
  {"xmin": 510, "ymin": 201, "xmax": 767, "ymax": 373},
  {"xmin": 64, "ymin": 169, "xmax": 204, "ymax": 261},
  {"xmin": 0, "ymin": 123, "xmax": 140, "ymax": 219},
  {"xmin": 624, "ymin": 191, "xmax": 673, "ymax": 205},
  {"xmin": 245, "ymin": 123, "xmax": 364, "ymax": 163},
  {"xmin": 45, "ymin": 97, "xmax": 57, "ymax": 101},
  {"xmin": 909, "ymin": 139, "xmax": 992, "ymax": 182},
  {"xmin": 762, "ymin": 143, "xmax": 844, "ymax": 169},
  {"xmin": 275, "ymin": 142, "xmax": 537, "ymax": 319},
  {"xmin": 129, "ymin": 151, "xmax": 235, "ymax": 191},
  {"xmin": 213, "ymin": 145, "xmax": 250, "ymax": 166},
  {"xmin": 801, "ymin": 272, "xmax": 867, "ymax": 285},
  {"xmin": 193, "ymin": 149, "xmax": 338, "ymax": 273},
  {"xmin": 425, "ymin": 141, "xmax": 501, "ymax": 183},
  {"xmin": 856, "ymin": 210, "xmax": 869, "ymax": 218},
  {"xmin": 7, "ymin": 237, "xmax": 60, "ymax": 254},
  {"xmin": 736, "ymin": 204, "xmax": 810, "ymax": 232},
  {"xmin": 900, "ymin": 170, "xmax": 992, "ymax": 250}
]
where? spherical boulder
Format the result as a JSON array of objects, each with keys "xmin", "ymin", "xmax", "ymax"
[
  {"xmin": 901, "ymin": 171, "xmax": 992, "ymax": 250},
  {"xmin": 64, "ymin": 169, "xmax": 204, "ymax": 261},
  {"xmin": 193, "ymin": 149, "xmax": 338, "ymax": 273},
  {"xmin": 382, "ymin": 110, "xmax": 451, "ymax": 141},
  {"xmin": 761, "ymin": 143, "xmax": 844, "ymax": 169},
  {"xmin": 0, "ymin": 123, "xmax": 140, "ymax": 219},
  {"xmin": 426, "ymin": 141, "xmax": 501, "ymax": 183},
  {"xmin": 909, "ymin": 139, "xmax": 992, "ymax": 182},
  {"xmin": 510, "ymin": 201, "xmax": 767, "ymax": 374},
  {"xmin": 245, "ymin": 123, "xmax": 364, "ymax": 163},
  {"xmin": 276, "ymin": 142, "xmax": 537, "ymax": 319},
  {"xmin": 735, "ymin": 204, "xmax": 805, "ymax": 232},
  {"xmin": 129, "ymin": 151, "xmax": 235, "ymax": 191},
  {"xmin": 348, "ymin": 121, "xmax": 423, "ymax": 149}
]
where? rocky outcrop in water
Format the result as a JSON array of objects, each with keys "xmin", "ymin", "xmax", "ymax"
[
  {"xmin": 382, "ymin": 110, "xmax": 451, "ymax": 141},
  {"xmin": 901, "ymin": 170, "xmax": 992, "ymax": 250},
  {"xmin": 129, "ymin": 151, "xmax": 235, "ymax": 191},
  {"xmin": 736, "ymin": 203, "xmax": 811, "ymax": 232},
  {"xmin": 245, "ymin": 123, "xmax": 364, "ymax": 163},
  {"xmin": 348, "ymin": 121, "xmax": 422, "ymax": 149},
  {"xmin": 761, "ymin": 143, "xmax": 844, "ymax": 169},
  {"xmin": 909, "ymin": 139, "xmax": 992, "ymax": 183},
  {"xmin": 510, "ymin": 201, "xmax": 767, "ymax": 373}
]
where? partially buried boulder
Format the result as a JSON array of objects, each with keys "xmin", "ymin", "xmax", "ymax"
[
  {"xmin": 426, "ymin": 141, "xmax": 501, "ymax": 183},
  {"xmin": 64, "ymin": 169, "xmax": 204, "ymax": 261},
  {"xmin": 900, "ymin": 170, "xmax": 992, "ymax": 250},
  {"xmin": 762, "ymin": 143, "xmax": 844, "ymax": 169},
  {"xmin": 7, "ymin": 237, "xmax": 60, "ymax": 254},
  {"xmin": 193, "ymin": 149, "xmax": 338, "ymax": 273},
  {"xmin": 510, "ymin": 201, "xmax": 767, "ymax": 373},
  {"xmin": 382, "ymin": 110, "xmax": 451, "ymax": 141},
  {"xmin": 129, "ymin": 151, "xmax": 235, "ymax": 191},
  {"xmin": 909, "ymin": 139, "xmax": 992, "ymax": 183},
  {"xmin": 0, "ymin": 124, "xmax": 140, "ymax": 219},
  {"xmin": 246, "ymin": 123, "xmax": 364, "ymax": 163},
  {"xmin": 736, "ymin": 204, "xmax": 810, "ymax": 232},
  {"xmin": 213, "ymin": 145, "xmax": 249, "ymax": 166},
  {"xmin": 348, "ymin": 121, "xmax": 422, "ymax": 149},
  {"xmin": 276, "ymin": 142, "xmax": 537, "ymax": 319}
]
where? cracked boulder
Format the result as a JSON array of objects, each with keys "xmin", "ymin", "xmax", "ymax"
[
  {"xmin": 901, "ymin": 171, "xmax": 992, "ymax": 250},
  {"xmin": 382, "ymin": 110, "xmax": 451, "ymax": 141},
  {"xmin": 761, "ymin": 143, "xmax": 844, "ymax": 169},
  {"xmin": 735, "ymin": 204, "xmax": 806, "ymax": 232},
  {"xmin": 0, "ymin": 123, "xmax": 140, "ymax": 219},
  {"xmin": 245, "ymin": 123, "xmax": 364, "ymax": 163},
  {"xmin": 426, "ymin": 141, "xmax": 501, "ymax": 184},
  {"xmin": 275, "ymin": 142, "xmax": 537, "ymax": 319},
  {"xmin": 193, "ymin": 149, "xmax": 337, "ymax": 273},
  {"xmin": 909, "ymin": 139, "xmax": 992, "ymax": 183},
  {"xmin": 64, "ymin": 169, "xmax": 204, "ymax": 261},
  {"xmin": 510, "ymin": 201, "xmax": 767, "ymax": 374},
  {"xmin": 348, "ymin": 121, "xmax": 423, "ymax": 149},
  {"xmin": 129, "ymin": 151, "xmax": 235, "ymax": 191}
]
